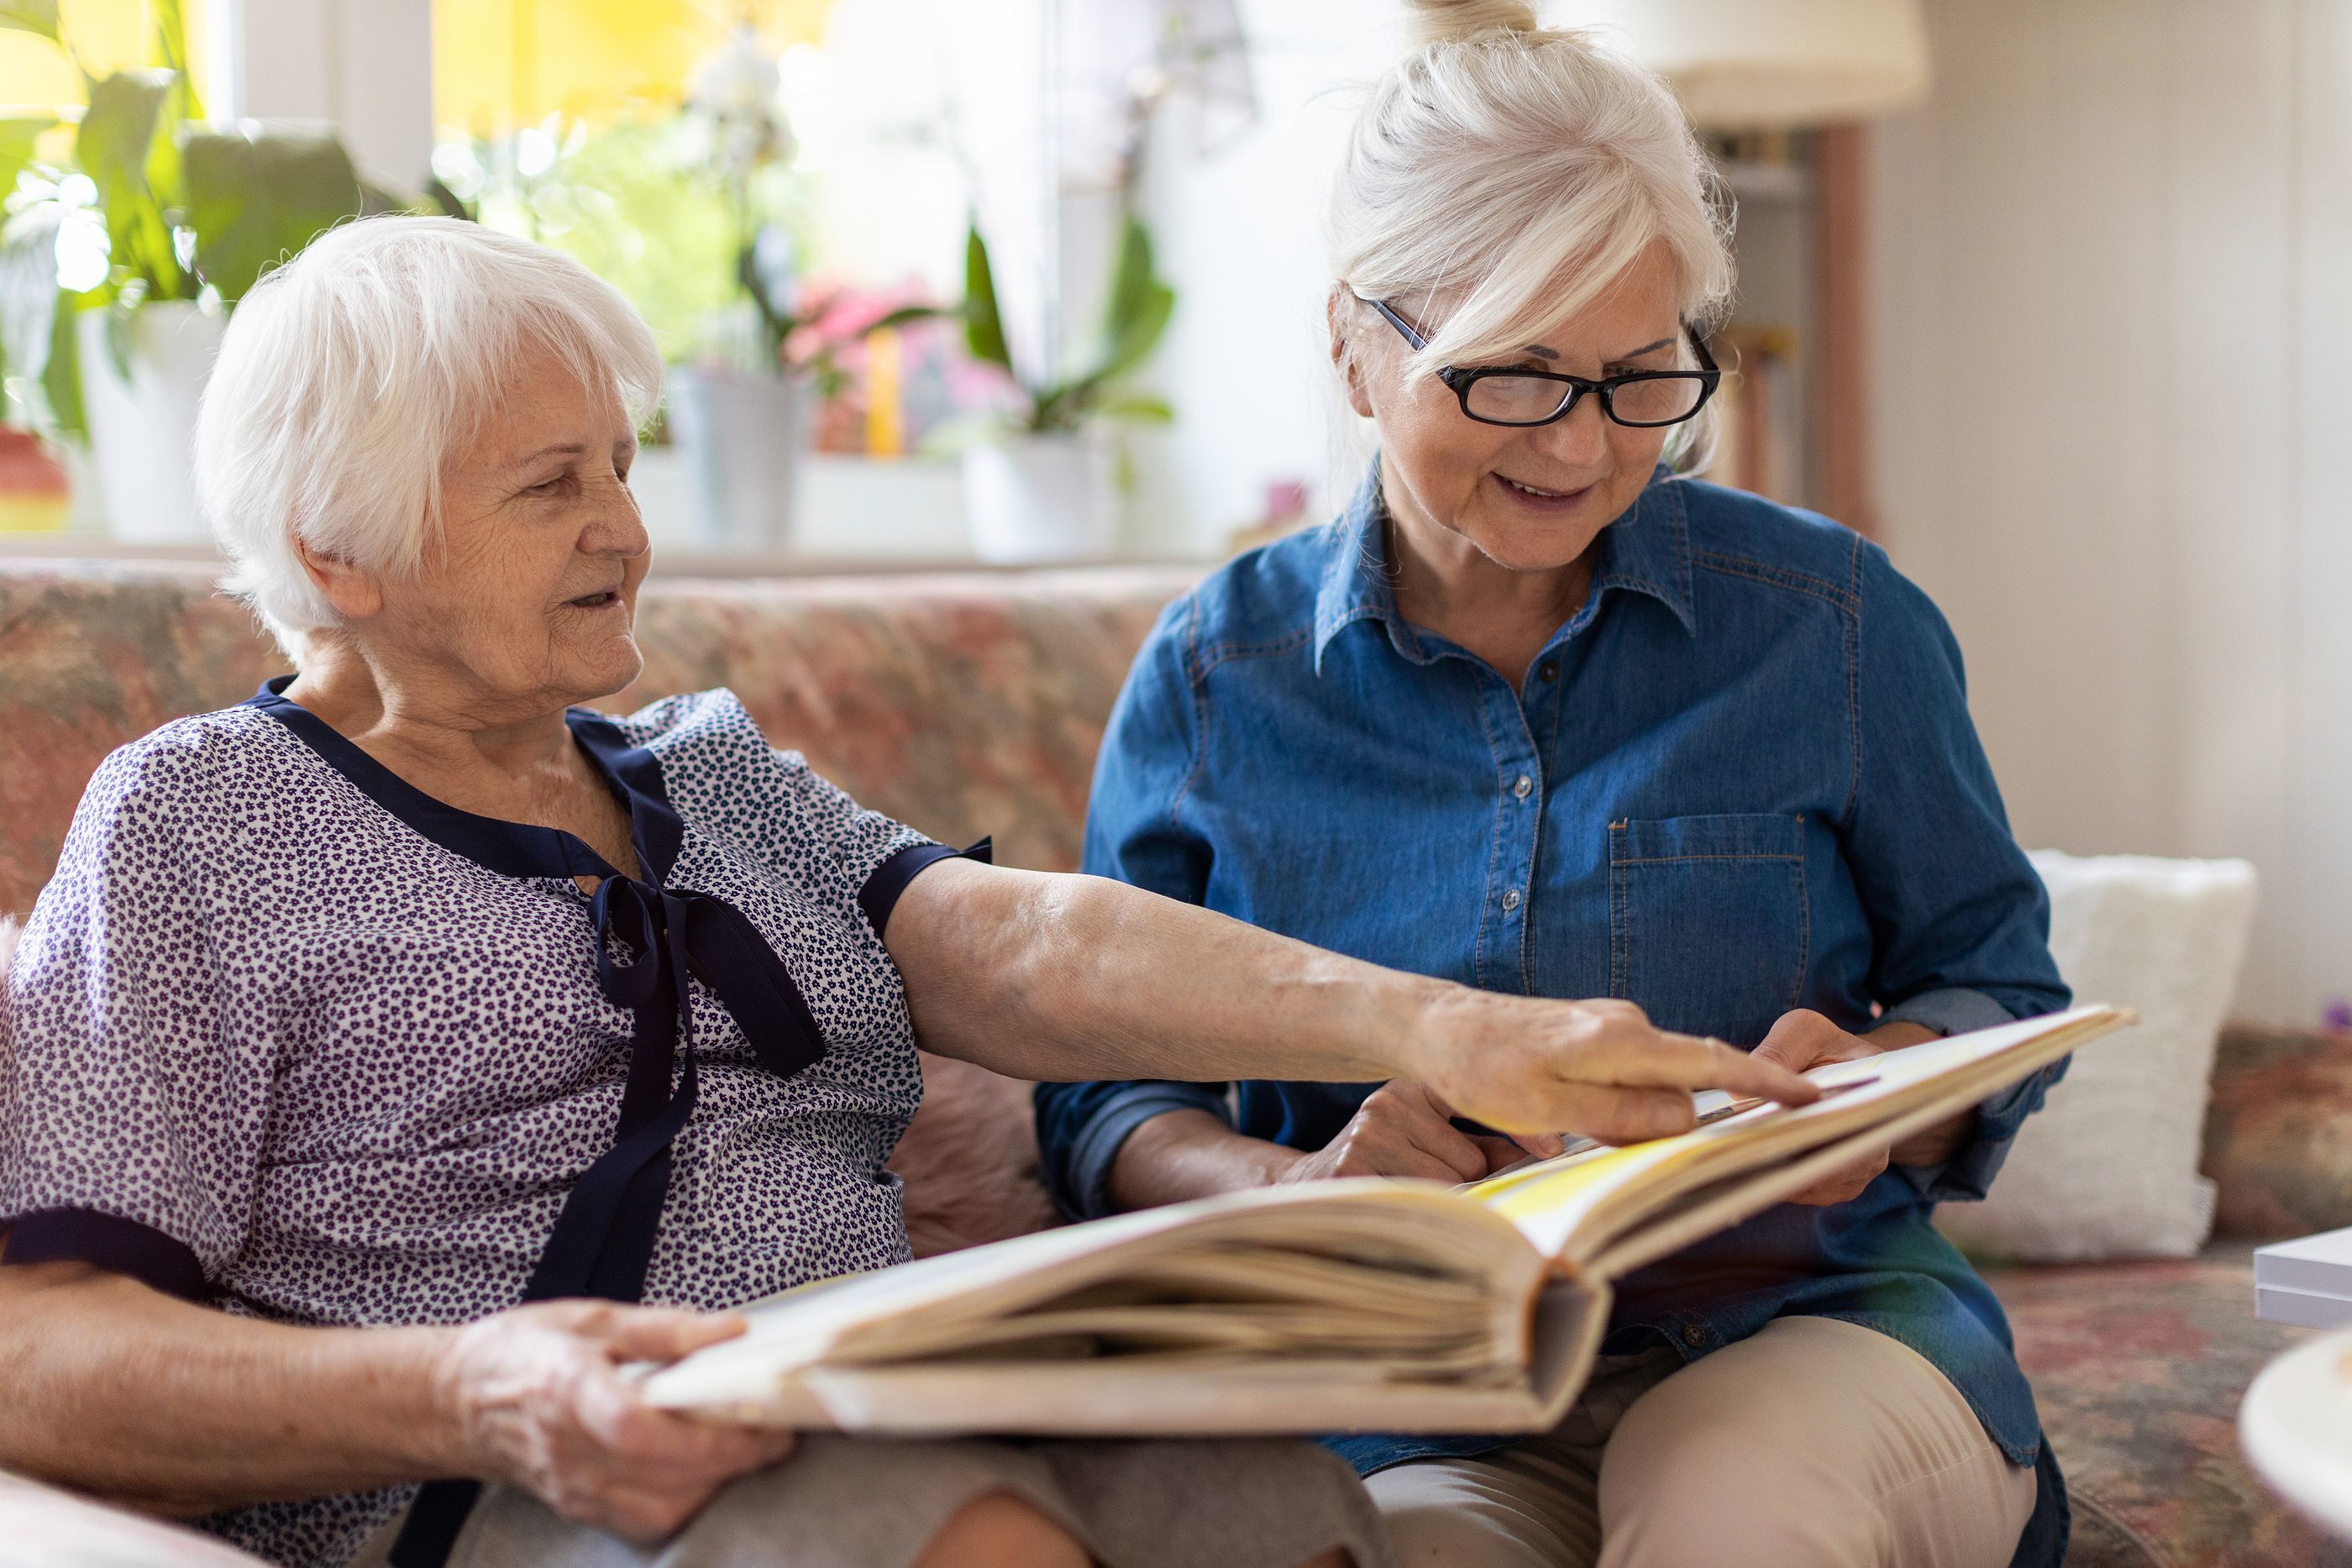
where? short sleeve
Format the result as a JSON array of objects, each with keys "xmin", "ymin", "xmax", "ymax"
[
  {"xmin": 0, "ymin": 743, "xmax": 268, "ymax": 1297},
  {"xmin": 770, "ymin": 750, "xmax": 935, "ymax": 889},
  {"xmin": 762, "ymin": 747, "xmax": 992, "ymax": 943}
]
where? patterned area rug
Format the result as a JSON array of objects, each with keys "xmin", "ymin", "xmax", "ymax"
[{"xmin": 1991, "ymin": 1245, "xmax": 2352, "ymax": 1567}]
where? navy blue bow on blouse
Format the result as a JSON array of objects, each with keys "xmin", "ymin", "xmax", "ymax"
[{"xmin": 243, "ymin": 680, "xmax": 843, "ymax": 1566}]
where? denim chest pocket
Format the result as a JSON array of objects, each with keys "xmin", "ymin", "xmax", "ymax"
[{"xmin": 1609, "ymin": 813, "xmax": 1809, "ymax": 1047}]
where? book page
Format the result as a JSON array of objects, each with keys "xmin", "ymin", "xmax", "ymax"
[
  {"xmin": 1468, "ymin": 1005, "xmax": 2130, "ymax": 1264},
  {"xmin": 638, "ymin": 1180, "xmax": 1547, "ymax": 1425}
]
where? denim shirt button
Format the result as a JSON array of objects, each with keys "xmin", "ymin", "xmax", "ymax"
[
  {"xmin": 1683, "ymin": 1323, "xmax": 1708, "ymax": 1349},
  {"xmin": 1513, "ymin": 774, "xmax": 1533, "ymax": 800},
  {"xmin": 1537, "ymin": 662, "xmax": 1559, "ymax": 681},
  {"xmin": 1502, "ymin": 888, "xmax": 1522, "ymax": 911}
]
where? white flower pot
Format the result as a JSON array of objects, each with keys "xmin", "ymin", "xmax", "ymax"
[
  {"xmin": 962, "ymin": 433, "xmax": 1117, "ymax": 564},
  {"xmin": 75, "ymin": 301, "xmax": 224, "ymax": 543},
  {"xmin": 663, "ymin": 365, "xmax": 814, "ymax": 552}
]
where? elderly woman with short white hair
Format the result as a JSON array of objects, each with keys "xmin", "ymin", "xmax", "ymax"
[
  {"xmin": 0, "ymin": 218, "xmax": 1810, "ymax": 1568},
  {"xmin": 1038, "ymin": 3, "xmax": 2076, "ymax": 1566}
]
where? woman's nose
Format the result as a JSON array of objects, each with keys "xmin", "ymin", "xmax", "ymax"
[
  {"xmin": 586, "ymin": 473, "xmax": 652, "ymax": 558},
  {"xmin": 1528, "ymin": 392, "xmax": 1611, "ymax": 465}
]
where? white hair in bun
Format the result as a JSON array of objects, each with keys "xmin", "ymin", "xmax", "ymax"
[
  {"xmin": 1332, "ymin": 1, "xmax": 1734, "ymax": 460},
  {"xmin": 1403, "ymin": 0, "xmax": 1541, "ymax": 50}
]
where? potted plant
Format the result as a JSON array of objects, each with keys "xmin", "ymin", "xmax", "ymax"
[
  {"xmin": 954, "ymin": 215, "xmax": 1173, "ymax": 564},
  {"xmin": 0, "ymin": 1, "xmax": 385, "ymax": 541},
  {"xmin": 659, "ymin": 23, "xmax": 853, "ymax": 553}
]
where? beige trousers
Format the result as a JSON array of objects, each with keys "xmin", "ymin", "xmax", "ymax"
[{"xmin": 1368, "ymin": 1314, "xmax": 2037, "ymax": 1568}]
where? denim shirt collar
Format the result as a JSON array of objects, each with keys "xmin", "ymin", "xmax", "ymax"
[{"xmin": 1310, "ymin": 459, "xmax": 1698, "ymax": 674}]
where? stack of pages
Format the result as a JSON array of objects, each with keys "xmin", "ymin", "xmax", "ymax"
[
  {"xmin": 642, "ymin": 1005, "xmax": 2132, "ymax": 1436},
  {"xmin": 2255, "ymin": 1230, "xmax": 2352, "ymax": 1329}
]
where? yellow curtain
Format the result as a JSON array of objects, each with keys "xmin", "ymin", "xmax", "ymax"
[{"xmin": 434, "ymin": 0, "xmax": 831, "ymax": 135}]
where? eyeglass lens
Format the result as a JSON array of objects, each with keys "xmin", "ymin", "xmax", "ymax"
[{"xmin": 1463, "ymin": 373, "xmax": 1709, "ymax": 427}]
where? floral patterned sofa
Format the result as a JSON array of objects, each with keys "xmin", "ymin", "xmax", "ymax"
[{"xmin": 3, "ymin": 557, "xmax": 2349, "ymax": 1568}]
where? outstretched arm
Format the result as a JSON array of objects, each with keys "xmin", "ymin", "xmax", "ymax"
[{"xmin": 885, "ymin": 858, "xmax": 1817, "ymax": 1146}]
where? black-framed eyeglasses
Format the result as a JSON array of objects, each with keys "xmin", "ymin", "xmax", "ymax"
[{"xmin": 1359, "ymin": 295, "xmax": 1721, "ymax": 429}]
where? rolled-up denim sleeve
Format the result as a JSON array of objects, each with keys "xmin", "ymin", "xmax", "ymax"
[
  {"xmin": 1846, "ymin": 542, "xmax": 2072, "ymax": 1204},
  {"xmin": 1033, "ymin": 595, "xmax": 1226, "ymax": 1221}
]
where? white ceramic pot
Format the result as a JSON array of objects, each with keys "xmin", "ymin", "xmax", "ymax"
[
  {"xmin": 961, "ymin": 432, "xmax": 1117, "ymax": 564},
  {"xmin": 75, "ymin": 300, "xmax": 224, "ymax": 543},
  {"xmin": 663, "ymin": 365, "xmax": 814, "ymax": 552}
]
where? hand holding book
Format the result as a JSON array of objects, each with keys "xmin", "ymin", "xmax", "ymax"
[{"xmin": 1749, "ymin": 1010, "xmax": 1957, "ymax": 1204}]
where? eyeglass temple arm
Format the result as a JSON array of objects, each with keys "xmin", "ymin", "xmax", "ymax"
[
  {"xmin": 1687, "ymin": 321, "xmax": 1720, "ymax": 373},
  {"xmin": 1359, "ymin": 294, "xmax": 1431, "ymax": 351}
]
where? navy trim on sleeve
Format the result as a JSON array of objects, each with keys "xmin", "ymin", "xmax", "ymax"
[
  {"xmin": 2, "ymin": 1207, "xmax": 209, "ymax": 1300},
  {"xmin": 859, "ymin": 837, "xmax": 995, "ymax": 939}
]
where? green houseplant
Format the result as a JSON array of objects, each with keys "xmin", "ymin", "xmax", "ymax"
[
  {"xmin": 955, "ymin": 213, "xmax": 1174, "ymax": 563},
  {"xmin": 0, "ymin": 0, "xmax": 388, "ymax": 538}
]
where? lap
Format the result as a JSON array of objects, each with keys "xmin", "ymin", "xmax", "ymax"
[
  {"xmin": 413, "ymin": 1436, "xmax": 1389, "ymax": 1568},
  {"xmin": 1368, "ymin": 1317, "xmax": 2036, "ymax": 1568}
]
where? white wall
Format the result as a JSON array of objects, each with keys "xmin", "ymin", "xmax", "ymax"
[
  {"xmin": 1870, "ymin": 0, "xmax": 2352, "ymax": 1025},
  {"xmin": 212, "ymin": 0, "xmax": 434, "ymax": 189},
  {"xmin": 1128, "ymin": 1, "xmax": 1405, "ymax": 552}
]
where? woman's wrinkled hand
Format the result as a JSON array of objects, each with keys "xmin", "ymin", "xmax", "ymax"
[
  {"xmin": 1401, "ymin": 993, "xmax": 1819, "ymax": 1147},
  {"xmin": 432, "ymin": 1300, "xmax": 797, "ymax": 1544},
  {"xmin": 1748, "ymin": 1009, "xmax": 1890, "ymax": 1205},
  {"xmin": 1276, "ymin": 1080, "xmax": 1557, "ymax": 1186}
]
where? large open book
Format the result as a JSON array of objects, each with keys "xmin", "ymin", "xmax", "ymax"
[{"xmin": 642, "ymin": 1005, "xmax": 2129, "ymax": 1436}]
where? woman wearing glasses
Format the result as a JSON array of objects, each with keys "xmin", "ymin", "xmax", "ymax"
[{"xmin": 1036, "ymin": 3, "xmax": 2073, "ymax": 1566}]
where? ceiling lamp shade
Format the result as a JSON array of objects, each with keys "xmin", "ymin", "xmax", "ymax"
[{"xmin": 1551, "ymin": 0, "xmax": 1930, "ymax": 128}]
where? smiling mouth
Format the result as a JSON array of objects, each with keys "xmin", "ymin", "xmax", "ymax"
[
  {"xmin": 566, "ymin": 589, "xmax": 622, "ymax": 610},
  {"xmin": 1495, "ymin": 474, "xmax": 1590, "ymax": 503}
]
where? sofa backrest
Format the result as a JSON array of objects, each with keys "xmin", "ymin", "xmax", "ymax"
[{"xmin": 0, "ymin": 559, "xmax": 1197, "ymax": 912}]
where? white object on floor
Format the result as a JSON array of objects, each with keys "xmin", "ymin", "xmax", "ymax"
[
  {"xmin": 2256, "ymin": 1229, "xmax": 2352, "ymax": 1329},
  {"xmin": 1934, "ymin": 852, "xmax": 2257, "ymax": 1263},
  {"xmin": 2242, "ymin": 1329, "xmax": 2352, "ymax": 1541},
  {"xmin": 2258, "ymin": 1285, "xmax": 2352, "ymax": 1331}
]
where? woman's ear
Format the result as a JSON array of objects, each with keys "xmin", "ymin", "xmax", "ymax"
[
  {"xmin": 294, "ymin": 533, "xmax": 384, "ymax": 621},
  {"xmin": 1326, "ymin": 287, "xmax": 1378, "ymax": 421}
]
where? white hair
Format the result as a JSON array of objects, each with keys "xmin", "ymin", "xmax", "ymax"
[
  {"xmin": 1331, "ymin": 0, "xmax": 1735, "ymax": 467},
  {"xmin": 197, "ymin": 216, "xmax": 664, "ymax": 658}
]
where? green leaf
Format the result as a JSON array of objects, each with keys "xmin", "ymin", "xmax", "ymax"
[
  {"xmin": 76, "ymin": 69, "xmax": 185, "ymax": 298},
  {"xmin": 1103, "ymin": 218, "xmax": 1157, "ymax": 343},
  {"xmin": 151, "ymin": 0, "xmax": 202, "ymax": 122},
  {"xmin": 41, "ymin": 291, "xmax": 82, "ymax": 436},
  {"xmin": 0, "ymin": 205, "xmax": 60, "ymax": 426},
  {"xmin": 357, "ymin": 180, "xmax": 415, "ymax": 218},
  {"xmin": 960, "ymin": 221, "xmax": 1012, "ymax": 373},
  {"xmin": 1095, "ymin": 216, "xmax": 1175, "ymax": 383},
  {"xmin": 0, "ymin": 115, "xmax": 54, "ymax": 197},
  {"xmin": 865, "ymin": 302, "xmax": 946, "ymax": 334},
  {"xmin": 421, "ymin": 176, "xmax": 477, "ymax": 222},
  {"xmin": 1096, "ymin": 392, "xmax": 1173, "ymax": 424},
  {"xmin": 179, "ymin": 125, "xmax": 369, "ymax": 302},
  {"xmin": 0, "ymin": 1, "xmax": 59, "ymax": 43}
]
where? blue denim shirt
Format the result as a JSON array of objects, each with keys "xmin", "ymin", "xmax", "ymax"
[{"xmin": 1034, "ymin": 464, "xmax": 2074, "ymax": 1566}]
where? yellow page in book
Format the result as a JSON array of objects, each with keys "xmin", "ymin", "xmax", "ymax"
[{"xmin": 1468, "ymin": 1137, "xmax": 1698, "ymax": 1240}]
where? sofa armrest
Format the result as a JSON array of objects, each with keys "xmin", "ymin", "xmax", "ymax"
[{"xmin": 2203, "ymin": 1022, "xmax": 2352, "ymax": 1239}]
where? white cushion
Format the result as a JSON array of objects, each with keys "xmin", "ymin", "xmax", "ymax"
[{"xmin": 1935, "ymin": 852, "xmax": 2258, "ymax": 1262}]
